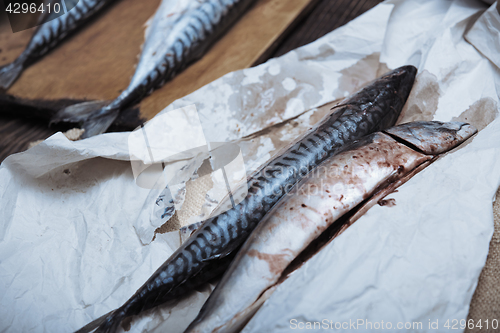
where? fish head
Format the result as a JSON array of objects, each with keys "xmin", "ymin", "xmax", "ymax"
[
  {"xmin": 381, "ymin": 65, "xmax": 418, "ymax": 93},
  {"xmin": 378, "ymin": 65, "xmax": 418, "ymax": 128},
  {"xmin": 345, "ymin": 65, "xmax": 417, "ymax": 129},
  {"xmin": 384, "ymin": 121, "xmax": 477, "ymax": 155}
]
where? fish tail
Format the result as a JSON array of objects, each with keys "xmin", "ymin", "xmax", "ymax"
[
  {"xmin": 73, "ymin": 310, "xmax": 113, "ymax": 333},
  {"xmin": 80, "ymin": 109, "xmax": 120, "ymax": 138},
  {"xmin": 50, "ymin": 101, "xmax": 119, "ymax": 138},
  {"xmin": 93, "ymin": 310, "xmax": 125, "ymax": 333},
  {"xmin": 0, "ymin": 58, "xmax": 25, "ymax": 91}
]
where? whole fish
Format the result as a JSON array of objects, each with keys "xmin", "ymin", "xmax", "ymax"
[
  {"xmin": 185, "ymin": 121, "xmax": 477, "ymax": 333},
  {"xmin": 0, "ymin": 0, "xmax": 117, "ymax": 90},
  {"xmin": 83, "ymin": 66, "xmax": 417, "ymax": 333},
  {"xmin": 51, "ymin": 0, "xmax": 257, "ymax": 138}
]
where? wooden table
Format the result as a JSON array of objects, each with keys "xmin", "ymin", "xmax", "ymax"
[
  {"xmin": 0, "ymin": 0, "xmax": 497, "ymax": 328},
  {"xmin": 0, "ymin": 0, "xmax": 382, "ymax": 162}
]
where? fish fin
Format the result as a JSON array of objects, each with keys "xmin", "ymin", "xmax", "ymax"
[
  {"xmin": 93, "ymin": 310, "xmax": 125, "ymax": 333},
  {"xmin": 50, "ymin": 101, "xmax": 119, "ymax": 138},
  {"xmin": 50, "ymin": 101, "xmax": 110, "ymax": 124},
  {"xmin": 0, "ymin": 60, "xmax": 24, "ymax": 91},
  {"xmin": 74, "ymin": 310, "xmax": 113, "ymax": 333},
  {"xmin": 180, "ymin": 221, "xmax": 203, "ymax": 244},
  {"xmin": 80, "ymin": 110, "xmax": 120, "ymax": 138},
  {"xmin": 202, "ymin": 241, "xmax": 240, "ymax": 262}
]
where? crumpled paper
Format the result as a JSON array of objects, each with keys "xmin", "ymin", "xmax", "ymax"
[
  {"xmin": 243, "ymin": 100, "xmax": 500, "ymax": 333},
  {"xmin": 0, "ymin": 0, "xmax": 499, "ymax": 332},
  {"xmin": 244, "ymin": 1, "xmax": 500, "ymax": 332}
]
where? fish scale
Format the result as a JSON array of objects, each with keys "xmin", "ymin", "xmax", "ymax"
[
  {"xmin": 185, "ymin": 121, "xmax": 478, "ymax": 333},
  {"xmin": 84, "ymin": 66, "xmax": 417, "ymax": 333}
]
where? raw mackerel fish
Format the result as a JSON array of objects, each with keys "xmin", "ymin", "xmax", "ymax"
[
  {"xmin": 51, "ymin": 0, "xmax": 257, "ymax": 138},
  {"xmin": 184, "ymin": 121, "xmax": 477, "ymax": 333},
  {"xmin": 80, "ymin": 65, "xmax": 417, "ymax": 333},
  {"xmin": 0, "ymin": 0, "xmax": 117, "ymax": 90}
]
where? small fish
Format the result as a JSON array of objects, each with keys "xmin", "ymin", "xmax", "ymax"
[
  {"xmin": 0, "ymin": 0, "xmax": 117, "ymax": 90},
  {"xmin": 51, "ymin": 0, "xmax": 257, "ymax": 138},
  {"xmin": 184, "ymin": 121, "xmax": 477, "ymax": 333},
  {"xmin": 81, "ymin": 66, "xmax": 417, "ymax": 333}
]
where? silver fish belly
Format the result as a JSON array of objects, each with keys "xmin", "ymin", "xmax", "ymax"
[
  {"xmin": 184, "ymin": 121, "xmax": 477, "ymax": 333},
  {"xmin": 51, "ymin": 0, "xmax": 257, "ymax": 138},
  {"xmin": 0, "ymin": 0, "xmax": 117, "ymax": 90},
  {"xmin": 82, "ymin": 66, "xmax": 416, "ymax": 333}
]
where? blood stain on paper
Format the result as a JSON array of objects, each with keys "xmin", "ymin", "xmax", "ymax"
[
  {"xmin": 295, "ymin": 44, "xmax": 336, "ymax": 62},
  {"xmin": 452, "ymin": 97, "xmax": 498, "ymax": 132},
  {"xmin": 225, "ymin": 60, "xmax": 323, "ymax": 133},
  {"xmin": 398, "ymin": 70, "xmax": 440, "ymax": 124},
  {"xmin": 122, "ymin": 317, "xmax": 132, "ymax": 331},
  {"xmin": 247, "ymin": 249, "xmax": 290, "ymax": 275},
  {"xmin": 376, "ymin": 62, "xmax": 391, "ymax": 78},
  {"xmin": 378, "ymin": 198, "xmax": 396, "ymax": 207},
  {"xmin": 333, "ymin": 52, "xmax": 381, "ymax": 100}
]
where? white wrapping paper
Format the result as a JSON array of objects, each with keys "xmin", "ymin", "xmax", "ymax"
[
  {"xmin": 0, "ymin": 0, "xmax": 499, "ymax": 332},
  {"xmin": 243, "ymin": 111, "xmax": 500, "ymax": 333}
]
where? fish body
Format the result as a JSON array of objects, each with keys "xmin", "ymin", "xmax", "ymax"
[
  {"xmin": 185, "ymin": 121, "xmax": 477, "ymax": 333},
  {"xmin": 75, "ymin": 249, "xmax": 237, "ymax": 333},
  {"xmin": 0, "ymin": 0, "xmax": 116, "ymax": 90},
  {"xmin": 86, "ymin": 66, "xmax": 417, "ymax": 333},
  {"xmin": 52, "ymin": 0, "xmax": 257, "ymax": 138}
]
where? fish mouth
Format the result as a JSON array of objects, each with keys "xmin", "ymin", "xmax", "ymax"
[
  {"xmin": 449, "ymin": 121, "xmax": 478, "ymax": 141},
  {"xmin": 386, "ymin": 65, "xmax": 418, "ymax": 100},
  {"xmin": 389, "ymin": 65, "xmax": 418, "ymax": 77},
  {"xmin": 385, "ymin": 65, "xmax": 418, "ymax": 79},
  {"xmin": 364, "ymin": 65, "xmax": 417, "ymax": 130},
  {"xmin": 383, "ymin": 65, "xmax": 417, "ymax": 83}
]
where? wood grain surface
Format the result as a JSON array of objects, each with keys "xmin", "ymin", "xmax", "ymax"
[
  {"xmin": 0, "ymin": 0, "xmax": 327, "ymax": 161},
  {"xmin": 0, "ymin": 0, "xmax": 318, "ymax": 118},
  {"xmin": 1, "ymin": 0, "xmax": 497, "ymax": 325},
  {"xmin": 139, "ymin": 0, "xmax": 320, "ymax": 120},
  {"xmin": 0, "ymin": 0, "xmax": 382, "ymax": 161},
  {"xmin": 271, "ymin": 0, "xmax": 384, "ymax": 58}
]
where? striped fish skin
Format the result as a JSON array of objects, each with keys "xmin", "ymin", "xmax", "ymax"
[
  {"xmin": 185, "ymin": 121, "xmax": 477, "ymax": 333},
  {"xmin": 0, "ymin": 0, "xmax": 116, "ymax": 90},
  {"xmin": 75, "ymin": 252, "xmax": 236, "ymax": 333},
  {"xmin": 88, "ymin": 66, "xmax": 416, "ymax": 333},
  {"xmin": 51, "ymin": 0, "xmax": 257, "ymax": 138}
]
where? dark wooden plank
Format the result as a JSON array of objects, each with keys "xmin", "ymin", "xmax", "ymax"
[
  {"xmin": 0, "ymin": 0, "xmax": 382, "ymax": 162},
  {"xmin": 0, "ymin": 95, "xmax": 144, "ymax": 162},
  {"xmin": 0, "ymin": 0, "xmax": 317, "ymax": 121},
  {"xmin": 271, "ymin": 0, "xmax": 382, "ymax": 57},
  {"xmin": 0, "ymin": 117, "xmax": 53, "ymax": 159}
]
